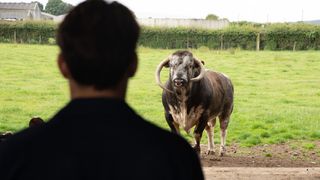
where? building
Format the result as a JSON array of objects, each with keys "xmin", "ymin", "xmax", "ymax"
[{"xmin": 0, "ymin": 2, "xmax": 55, "ymax": 21}]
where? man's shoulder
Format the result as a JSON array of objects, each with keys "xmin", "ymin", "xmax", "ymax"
[
  {"xmin": 0, "ymin": 123, "xmax": 50, "ymax": 152},
  {"xmin": 0, "ymin": 123, "xmax": 52, "ymax": 176}
]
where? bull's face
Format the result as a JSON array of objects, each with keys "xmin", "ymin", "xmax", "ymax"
[
  {"xmin": 156, "ymin": 50, "xmax": 206, "ymax": 93},
  {"xmin": 168, "ymin": 51, "xmax": 198, "ymax": 88}
]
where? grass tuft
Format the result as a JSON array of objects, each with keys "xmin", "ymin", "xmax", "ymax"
[
  {"xmin": 260, "ymin": 131, "xmax": 271, "ymax": 138},
  {"xmin": 310, "ymin": 131, "xmax": 320, "ymax": 139},
  {"xmin": 264, "ymin": 153, "xmax": 272, "ymax": 157},
  {"xmin": 243, "ymin": 136, "xmax": 262, "ymax": 147},
  {"xmin": 302, "ymin": 143, "xmax": 316, "ymax": 150}
]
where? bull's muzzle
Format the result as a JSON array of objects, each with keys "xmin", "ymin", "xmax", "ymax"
[{"xmin": 173, "ymin": 79, "xmax": 186, "ymax": 87}]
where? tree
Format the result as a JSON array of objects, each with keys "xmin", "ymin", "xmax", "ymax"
[
  {"xmin": 32, "ymin": 1, "xmax": 44, "ymax": 12},
  {"xmin": 45, "ymin": 0, "xmax": 74, "ymax": 16},
  {"xmin": 205, "ymin": 14, "xmax": 219, "ymax": 20}
]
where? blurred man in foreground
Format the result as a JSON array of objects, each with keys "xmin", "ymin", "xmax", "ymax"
[{"xmin": 0, "ymin": 0, "xmax": 204, "ymax": 179}]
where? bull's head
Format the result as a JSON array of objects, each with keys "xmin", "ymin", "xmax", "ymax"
[{"xmin": 155, "ymin": 50, "xmax": 206, "ymax": 93}]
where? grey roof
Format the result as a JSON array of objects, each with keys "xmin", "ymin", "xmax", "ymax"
[
  {"xmin": 41, "ymin": 12, "xmax": 56, "ymax": 18},
  {"xmin": 0, "ymin": 2, "xmax": 37, "ymax": 10}
]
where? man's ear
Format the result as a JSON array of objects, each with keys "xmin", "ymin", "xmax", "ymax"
[
  {"xmin": 57, "ymin": 53, "xmax": 71, "ymax": 79},
  {"xmin": 128, "ymin": 53, "xmax": 138, "ymax": 77}
]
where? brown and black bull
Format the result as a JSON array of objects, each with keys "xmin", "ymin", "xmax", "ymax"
[{"xmin": 155, "ymin": 50, "xmax": 234, "ymax": 156}]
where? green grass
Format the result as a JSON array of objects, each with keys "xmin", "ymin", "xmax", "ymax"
[
  {"xmin": 264, "ymin": 153, "xmax": 272, "ymax": 157},
  {"xmin": 302, "ymin": 143, "xmax": 316, "ymax": 150},
  {"xmin": 0, "ymin": 43, "xmax": 320, "ymax": 147}
]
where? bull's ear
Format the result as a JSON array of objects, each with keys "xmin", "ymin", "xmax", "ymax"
[
  {"xmin": 163, "ymin": 61, "xmax": 170, "ymax": 68},
  {"xmin": 193, "ymin": 58, "xmax": 204, "ymax": 68}
]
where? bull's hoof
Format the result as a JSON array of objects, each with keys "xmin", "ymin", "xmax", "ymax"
[
  {"xmin": 219, "ymin": 146, "xmax": 226, "ymax": 157},
  {"xmin": 193, "ymin": 145, "xmax": 201, "ymax": 154},
  {"xmin": 205, "ymin": 150, "xmax": 215, "ymax": 155}
]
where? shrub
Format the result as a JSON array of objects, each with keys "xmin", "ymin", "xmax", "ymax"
[{"xmin": 0, "ymin": 21, "xmax": 56, "ymax": 44}]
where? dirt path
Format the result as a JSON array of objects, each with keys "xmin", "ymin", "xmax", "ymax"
[
  {"xmin": 200, "ymin": 141, "xmax": 320, "ymax": 179},
  {"xmin": 203, "ymin": 167, "xmax": 320, "ymax": 180}
]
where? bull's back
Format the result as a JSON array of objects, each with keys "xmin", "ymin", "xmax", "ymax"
[
  {"xmin": 206, "ymin": 70, "xmax": 233, "ymax": 95},
  {"xmin": 205, "ymin": 70, "xmax": 234, "ymax": 114}
]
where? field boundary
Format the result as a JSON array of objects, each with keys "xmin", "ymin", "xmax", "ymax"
[{"xmin": 1, "ymin": 21, "xmax": 320, "ymax": 50}]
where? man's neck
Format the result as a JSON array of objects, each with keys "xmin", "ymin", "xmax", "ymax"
[{"xmin": 69, "ymin": 80, "xmax": 127, "ymax": 100}]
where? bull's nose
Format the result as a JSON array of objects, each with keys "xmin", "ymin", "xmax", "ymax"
[{"xmin": 173, "ymin": 79, "xmax": 184, "ymax": 87}]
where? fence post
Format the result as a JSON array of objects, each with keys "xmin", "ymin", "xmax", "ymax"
[
  {"xmin": 39, "ymin": 35, "xmax": 42, "ymax": 44},
  {"xmin": 187, "ymin": 36, "xmax": 189, "ymax": 49},
  {"xmin": 293, "ymin": 42, "xmax": 297, "ymax": 51},
  {"xmin": 13, "ymin": 31, "xmax": 17, "ymax": 43},
  {"xmin": 256, "ymin": 32, "xmax": 260, "ymax": 51},
  {"xmin": 220, "ymin": 35, "xmax": 224, "ymax": 50}
]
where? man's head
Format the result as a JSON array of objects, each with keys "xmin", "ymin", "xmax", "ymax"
[{"xmin": 57, "ymin": 0, "xmax": 140, "ymax": 91}]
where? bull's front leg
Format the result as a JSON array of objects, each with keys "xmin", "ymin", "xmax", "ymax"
[
  {"xmin": 165, "ymin": 112, "xmax": 180, "ymax": 134},
  {"xmin": 193, "ymin": 115, "xmax": 208, "ymax": 154}
]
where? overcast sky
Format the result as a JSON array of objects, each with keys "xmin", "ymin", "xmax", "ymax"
[{"xmin": 4, "ymin": 0, "xmax": 320, "ymax": 22}]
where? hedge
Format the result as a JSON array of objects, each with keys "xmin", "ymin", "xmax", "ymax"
[
  {"xmin": 0, "ymin": 21, "xmax": 56, "ymax": 44},
  {"xmin": 139, "ymin": 26, "xmax": 259, "ymax": 49},
  {"xmin": 262, "ymin": 23, "xmax": 320, "ymax": 50},
  {"xmin": 0, "ymin": 21, "xmax": 320, "ymax": 50}
]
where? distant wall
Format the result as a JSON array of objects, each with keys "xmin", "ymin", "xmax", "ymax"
[{"xmin": 138, "ymin": 18, "xmax": 229, "ymax": 30}]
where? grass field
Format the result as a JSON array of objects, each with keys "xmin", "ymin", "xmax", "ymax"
[{"xmin": 0, "ymin": 43, "xmax": 319, "ymax": 147}]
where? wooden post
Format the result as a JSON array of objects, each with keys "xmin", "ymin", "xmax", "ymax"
[
  {"xmin": 256, "ymin": 33, "xmax": 260, "ymax": 51},
  {"xmin": 293, "ymin": 42, "xmax": 297, "ymax": 51},
  {"xmin": 13, "ymin": 31, "xmax": 17, "ymax": 43},
  {"xmin": 187, "ymin": 36, "xmax": 189, "ymax": 49},
  {"xmin": 39, "ymin": 35, "xmax": 42, "ymax": 44},
  {"xmin": 220, "ymin": 35, "xmax": 224, "ymax": 50}
]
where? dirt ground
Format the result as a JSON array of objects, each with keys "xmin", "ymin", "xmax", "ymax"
[
  {"xmin": 200, "ymin": 141, "xmax": 320, "ymax": 167},
  {"xmin": 203, "ymin": 167, "xmax": 320, "ymax": 180}
]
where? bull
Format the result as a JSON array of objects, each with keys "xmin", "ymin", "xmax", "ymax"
[{"xmin": 155, "ymin": 50, "xmax": 234, "ymax": 156}]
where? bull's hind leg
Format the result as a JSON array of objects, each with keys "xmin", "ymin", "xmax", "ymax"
[
  {"xmin": 218, "ymin": 110, "xmax": 232, "ymax": 156},
  {"xmin": 218, "ymin": 101, "xmax": 233, "ymax": 156},
  {"xmin": 205, "ymin": 118, "xmax": 216, "ymax": 155}
]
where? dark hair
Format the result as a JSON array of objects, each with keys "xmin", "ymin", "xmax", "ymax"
[{"xmin": 57, "ymin": 0, "xmax": 140, "ymax": 90}]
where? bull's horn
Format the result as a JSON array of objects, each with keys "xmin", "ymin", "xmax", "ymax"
[
  {"xmin": 190, "ymin": 57, "xmax": 206, "ymax": 82},
  {"xmin": 155, "ymin": 57, "xmax": 174, "ymax": 93}
]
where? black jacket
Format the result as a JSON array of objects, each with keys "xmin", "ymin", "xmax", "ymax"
[{"xmin": 0, "ymin": 98, "xmax": 204, "ymax": 180}]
